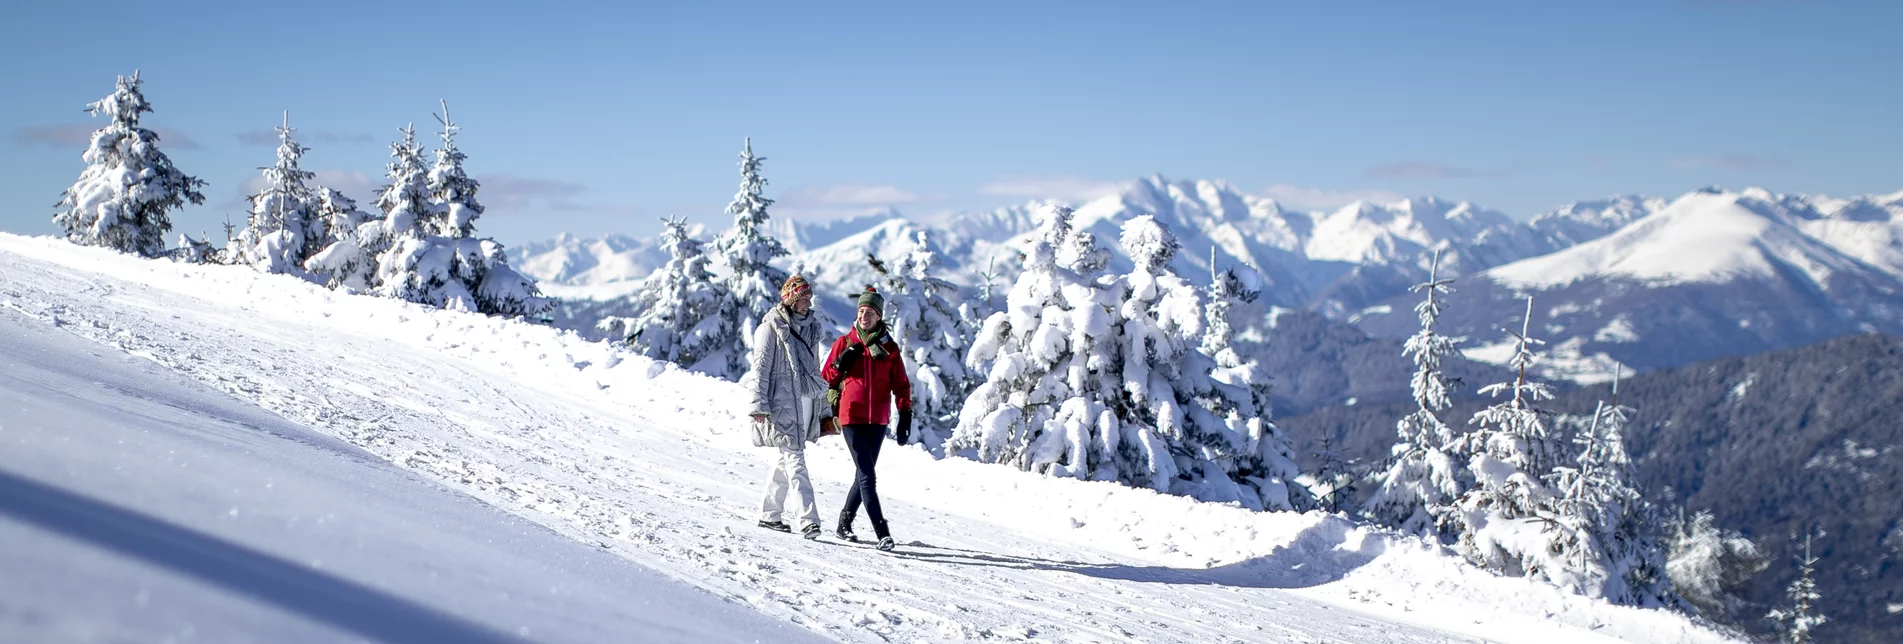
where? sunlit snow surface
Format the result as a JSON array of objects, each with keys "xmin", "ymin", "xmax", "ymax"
[{"xmin": 0, "ymin": 233, "xmax": 1740, "ymax": 643}]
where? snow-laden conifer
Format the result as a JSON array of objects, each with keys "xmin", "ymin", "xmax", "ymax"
[
  {"xmin": 427, "ymin": 100, "xmax": 482, "ymax": 239},
  {"xmin": 1366, "ymin": 248, "xmax": 1467, "ymax": 539},
  {"xmin": 954, "ymin": 204, "xmax": 1121, "ymax": 475},
  {"xmin": 319, "ymin": 123, "xmax": 433, "ymax": 295},
  {"xmin": 172, "ymin": 231, "xmax": 221, "ymax": 264},
  {"xmin": 1113, "ymin": 215, "xmax": 1307, "ymax": 510},
  {"xmin": 1549, "ymin": 373, "xmax": 1676, "ymax": 606},
  {"xmin": 1667, "ymin": 510, "xmax": 1766, "ymax": 619},
  {"xmin": 1767, "ymin": 532, "xmax": 1828, "ymax": 643},
  {"xmin": 351, "ymin": 112, "xmax": 551, "ymax": 317},
  {"xmin": 709, "ymin": 138, "xmax": 791, "ymax": 380},
  {"xmin": 872, "ymin": 231, "xmax": 973, "ymax": 453},
  {"xmin": 602, "ymin": 217, "xmax": 728, "ymax": 369},
  {"xmin": 54, "ymin": 71, "xmax": 206, "ymax": 258},
  {"xmin": 229, "ymin": 112, "xmax": 322, "ymax": 276},
  {"xmin": 1455, "ymin": 296, "xmax": 1565, "ymax": 582}
]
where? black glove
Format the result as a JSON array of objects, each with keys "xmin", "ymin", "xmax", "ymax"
[
  {"xmin": 834, "ymin": 342, "xmax": 864, "ymax": 375},
  {"xmin": 895, "ymin": 409, "xmax": 913, "ymax": 445}
]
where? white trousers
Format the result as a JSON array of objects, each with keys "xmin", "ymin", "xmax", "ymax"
[{"xmin": 759, "ymin": 398, "xmax": 819, "ymax": 527}]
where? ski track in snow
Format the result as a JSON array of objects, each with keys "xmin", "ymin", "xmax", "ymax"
[{"xmin": 0, "ymin": 234, "xmax": 1741, "ymax": 644}]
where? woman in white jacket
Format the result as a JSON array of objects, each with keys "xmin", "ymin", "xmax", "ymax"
[{"xmin": 745, "ymin": 275, "xmax": 835, "ymax": 538}]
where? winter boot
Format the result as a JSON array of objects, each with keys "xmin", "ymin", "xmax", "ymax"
[
  {"xmin": 758, "ymin": 519, "xmax": 792, "ymax": 533},
  {"xmin": 802, "ymin": 523, "xmax": 822, "ymax": 540},
  {"xmin": 877, "ymin": 536, "xmax": 896, "ymax": 552},
  {"xmin": 836, "ymin": 511, "xmax": 858, "ymax": 542}
]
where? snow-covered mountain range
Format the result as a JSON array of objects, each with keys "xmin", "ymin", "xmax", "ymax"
[
  {"xmin": 1356, "ymin": 187, "xmax": 1903, "ymax": 380},
  {"xmin": 513, "ymin": 177, "xmax": 1903, "ymax": 383}
]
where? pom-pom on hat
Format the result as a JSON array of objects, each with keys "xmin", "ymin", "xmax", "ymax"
[
  {"xmin": 780, "ymin": 274, "xmax": 811, "ymax": 301},
  {"xmin": 856, "ymin": 285, "xmax": 884, "ymax": 312}
]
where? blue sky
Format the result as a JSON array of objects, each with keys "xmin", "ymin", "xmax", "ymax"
[{"xmin": 2, "ymin": 1, "xmax": 1898, "ymax": 246}]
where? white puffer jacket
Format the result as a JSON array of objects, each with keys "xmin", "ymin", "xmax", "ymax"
[{"xmin": 743, "ymin": 305, "xmax": 832, "ymax": 447}]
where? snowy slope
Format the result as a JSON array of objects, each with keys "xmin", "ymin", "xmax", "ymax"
[
  {"xmin": 0, "ymin": 303, "xmax": 823, "ymax": 643},
  {"xmin": 0, "ymin": 233, "xmax": 1740, "ymax": 644}
]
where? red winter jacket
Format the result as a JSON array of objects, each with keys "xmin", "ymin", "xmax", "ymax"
[{"xmin": 822, "ymin": 327, "xmax": 913, "ymax": 426}]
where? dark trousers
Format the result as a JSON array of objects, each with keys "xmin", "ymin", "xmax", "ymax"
[{"xmin": 839, "ymin": 423, "xmax": 889, "ymax": 539}]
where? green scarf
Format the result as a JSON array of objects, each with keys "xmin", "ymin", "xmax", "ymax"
[{"xmin": 859, "ymin": 322, "xmax": 890, "ymax": 358}]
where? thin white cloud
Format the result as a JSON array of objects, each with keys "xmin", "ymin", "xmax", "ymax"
[
  {"xmin": 979, "ymin": 176, "xmax": 1129, "ymax": 203},
  {"xmin": 1257, "ymin": 184, "xmax": 1405, "ymax": 210}
]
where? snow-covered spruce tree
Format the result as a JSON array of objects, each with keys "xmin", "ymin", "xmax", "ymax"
[
  {"xmin": 1556, "ymin": 373, "xmax": 1676, "ymax": 606},
  {"xmin": 300, "ymin": 187, "xmax": 371, "ymax": 284},
  {"xmin": 54, "ymin": 71, "xmax": 206, "ymax": 258},
  {"xmin": 172, "ymin": 231, "xmax": 221, "ymax": 264},
  {"xmin": 1365, "ymin": 248, "xmax": 1468, "ymax": 539},
  {"xmin": 427, "ymin": 100, "xmax": 481, "ymax": 239},
  {"xmin": 1767, "ymin": 531, "xmax": 1828, "ymax": 643},
  {"xmin": 1199, "ymin": 255, "xmax": 1308, "ymax": 510},
  {"xmin": 1113, "ymin": 216, "xmax": 1308, "ymax": 510},
  {"xmin": 229, "ymin": 112, "xmax": 322, "ymax": 276},
  {"xmin": 308, "ymin": 125, "xmax": 428, "ymax": 292},
  {"xmin": 1454, "ymin": 296, "xmax": 1567, "ymax": 582},
  {"xmin": 1667, "ymin": 510, "xmax": 1767, "ymax": 620},
  {"xmin": 604, "ymin": 216, "xmax": 729, "ymax": 369},
  {"xmin": 709, "ymin": 138, "xmax": 791, "ymax": 380},
  {"xmin": 954, "ymin": 204, "xmax": 1125, "ymax": 477},
  {"xmin": 871, "ymin": 230, "xmax": 973, "ymax": 453},
  {"xmin": 357, "ymin": 112, "xmax": 552, "ymax": 317}
]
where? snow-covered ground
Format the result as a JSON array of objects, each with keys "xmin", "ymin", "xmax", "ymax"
[
  {"xmin": 0, "ymin": 284, "xmax": 826, "ymax": 643},
  {"xmin": 0, "ymin": 233, "xmax": 1742, "ymax": 643}
]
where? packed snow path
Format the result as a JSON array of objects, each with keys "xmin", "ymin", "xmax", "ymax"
[
  {"xmin": 0, "ymin": 296, "xmax": 826, "ymax": 643},
  {"xmin": 0, "ymin": 234, "xmax": 1738, "ymax": 644}
]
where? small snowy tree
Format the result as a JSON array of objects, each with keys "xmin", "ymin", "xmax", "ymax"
[
  {"xmin": 427, "ymin": 100, "xmax": 481, "ymax": 239},
  {"xmin": 1455, "ymin": 296, "xmax": 1565, "ymax": 581},
  {"xmin": 318, "ymin": 123, "xmax": 433, "ymax": 294},
  {"xmin": 1366, "ymin": 248, "xmax": 1468, "ymax": 539},
  {"xmin": 873, "ymin": 231, "xmax": 974, "ymax": 453},
  {"xmin": 1113, "ymin": 216, "xmax": 1308, "ymax": 511},
  {"xmin": 606, "ymin": 217, "xmax": 729, "ymax": 369},
  {"xmin": 1550, "ymin": 385, "xmax": 1676, "ymax": 606},
  {"xmin": 300, "ymin": 187, "xmax": 373, "ymax": 287},
  {"xmin": 709, "ymin": 138, "xmax": 792, "ymax": 380},
  {"xmin": 356, "ymin": 111, "xmax": 551, "ymax": 317},
  {"xmin": 171, "ymin": 231, "xmax": 221, "ymax": 264},
  {"xmin": 1200, "ymin": 252, "xmax": 1308, "ymax": 511},
  {"xmin": 53, "ymin": 71, "xmax": 206, "ymax": 258},
  {"xmin": 1767, "ymin": 531, "xmax": 1828, "ymax": 643},
  {"xmin": 954, "ymin": 204, "xmax": 1123, "ymax": 476},
  {"xmin": 1668, "ymin": 510, "xmax": 1767, "ymax": 619},
  {"xmin": 229, "ymin": 112, "xmax": 323, "ymax": 276}
]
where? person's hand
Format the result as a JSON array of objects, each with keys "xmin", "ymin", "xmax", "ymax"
[
  {"xmin": 750, "ymin": 413, "xmax": 770, "ymax": 423},
  {"xmin": 820, "ymin": 418, "xmax": 840, "ymax": 436},
  {"xmin": 835, "ymin": 343, "xmax": 864, "ymax": 373},
  {"xmin": 895, "ymin": 409, "xmax": 913, "ymax": 445}
]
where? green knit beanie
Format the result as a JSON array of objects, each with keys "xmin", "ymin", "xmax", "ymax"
[{"xmin": 856, "ymin": 286, "xmax": 884, "ymax": 312}]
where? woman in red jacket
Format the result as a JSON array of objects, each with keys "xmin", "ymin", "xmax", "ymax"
[{"xmin": 822, "ymin": 286, "xmax": 913, "ymax": 552}]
